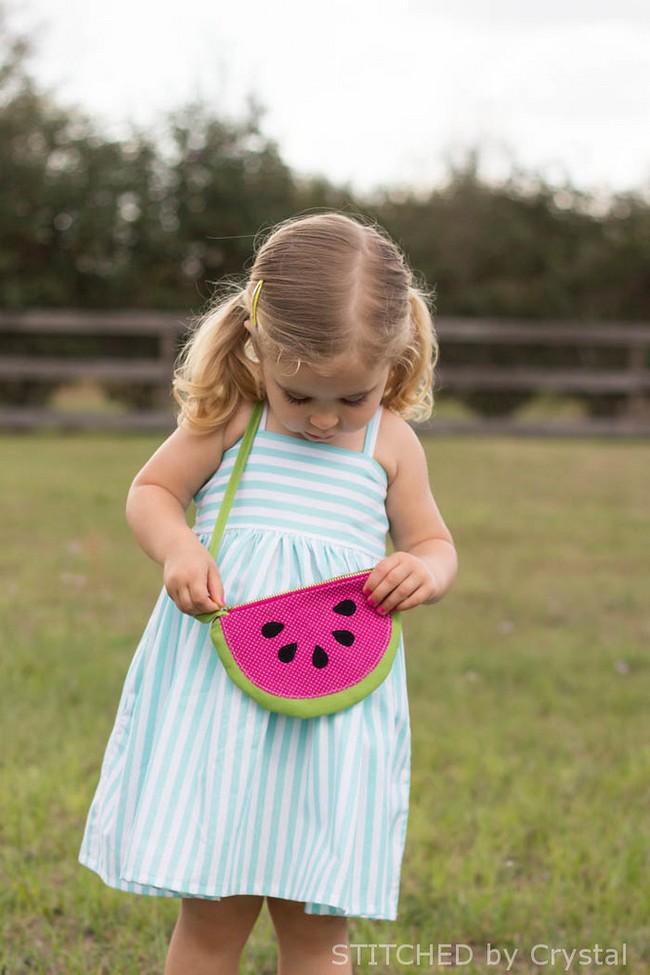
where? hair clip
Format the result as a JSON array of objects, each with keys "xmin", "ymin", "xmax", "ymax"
[{"xmin": 251, "ymin": 280, "xmax": 264, "ymax": 328}]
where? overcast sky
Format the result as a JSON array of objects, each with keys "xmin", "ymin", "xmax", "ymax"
[{"xmin": 12, "ymin": 0, "xmax": 650, "ymax": 196}]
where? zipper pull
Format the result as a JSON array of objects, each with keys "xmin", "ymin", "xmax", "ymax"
[{"xmin": 195, "ymin": 606, "xmax": 229, "ymax": 624}]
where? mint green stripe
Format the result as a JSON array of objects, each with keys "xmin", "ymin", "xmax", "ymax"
[
  {"xmin": 240, "ymin": 461, "xmax": 386, "ymax": 497},
  {"xmin": 125, "ymin": 637, "xmax": 213, "ymax": 878},
  {"xmin": 193, "ymin": 457, "xmax": 235, "ymax": 502},
  {"xmin": 197, "ymin": 456, "xmax": 386, "ymax": 505},
  {"xmin": 271, "ymin": 719, "xmax": 310, "ymax": 895},
  {"xmin": 195, "ymin": 488, "xmax": 387, "ymax": 526},
  {"xmin": 253, "ymin": 437, "xmax": 387, "ymax": 482},
  {"xmin": 258, "ymin": 716, "xmax": 295, "ymax": 891},
  {"xmin": 243, "ymin": 713, "xmax": 279, "ymax": 889},
  {"xmin": 110, "ymin": 599, "xmax": 179, "ymax": 879},
  {"xmin": 160, "ymin": 706, "xmax": 215, "ymax": 883},
  {"xmin": 216, "ymin": 516, "xmax": 385, "ymax": 552},
  {"xmin": 195, "ymin": 485, "xmax": 386, "ymax": 518},
  {"xmin": 196, "ymin": 505, "xmax": 388, "ymax": 536}
]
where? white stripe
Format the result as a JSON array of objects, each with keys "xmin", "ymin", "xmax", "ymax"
[
  {"xmin": 123, "ymin": 622, "xmax": 211, "ymax": 879},
  {"xmin": 196, "ymin": 464, "xmax": 387, "ymax": 513},
  {"xmin": 242, "ymin": 446, "xmax": 386, "ymax": 484},
  {"xmin": 202, "ymin": 465, "xmax": 386, "ymax": 503},
  {"xmin": 195, "ymin": 488, "xmax": 387, "ymax": 527}
]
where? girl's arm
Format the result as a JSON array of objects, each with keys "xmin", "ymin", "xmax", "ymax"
[
  {"xmin": 125, "ymin": 405, "xmax": 251, "ymax": 616},
  {"xmin": 366, "ymin": 414, "xmax": 458, "ymax": 614}
]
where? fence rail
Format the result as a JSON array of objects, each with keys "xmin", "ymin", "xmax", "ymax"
[{"xmin": 1, "ymin": 310, "xmax": 649, "ymax": 437}]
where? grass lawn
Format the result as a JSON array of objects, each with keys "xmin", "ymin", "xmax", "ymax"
[{"xmin": 1, "ymin": 431, "xmax": 648, "ymax": 974}]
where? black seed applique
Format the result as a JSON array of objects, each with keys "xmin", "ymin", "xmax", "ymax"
[
  {"xmin": 261, "ymin": 621, "xmax": 285, "ymax": 638},
  {"xmin": 332, "ymin": 629, "xmax": 355, "ymax": 647},
  {"xmin": 312, "ymin": 645, "xmax": 328, "ymax": 668},
  {"xmin": 278, "ymin": 642, "xmax": 297, "ymax": 663},
  {"xmin": 333, "ymin": 599, "xmax": 356, "ymax": 616}
]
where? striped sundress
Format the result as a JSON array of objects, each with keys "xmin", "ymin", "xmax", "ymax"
[{"xmin": 79, "ymin": 403, "xmax": 411, "ymax": 919}]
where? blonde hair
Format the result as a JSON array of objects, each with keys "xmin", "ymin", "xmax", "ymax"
[{"xmin": 173, "ymin": 212, "xmax": 438, "ymax": 432}]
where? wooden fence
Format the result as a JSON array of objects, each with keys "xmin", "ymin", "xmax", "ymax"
[{"xmin": 1, "ymin": 309, "xmax": 649, "ymax": 437}]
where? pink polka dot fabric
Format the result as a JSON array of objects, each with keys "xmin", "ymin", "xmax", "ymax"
[{"xmin": 209, "ymin": 570, "xmax": 402, "ymax": 717}]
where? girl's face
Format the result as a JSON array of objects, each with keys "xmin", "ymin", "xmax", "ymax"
[{"xmin": 261, "ymin": 355, "xmax": 390, "ymax": 444}]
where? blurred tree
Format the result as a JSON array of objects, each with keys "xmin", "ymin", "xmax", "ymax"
[
  {"xmin": 0, "ymin": 7, "xmax": 158, "ymax": 308},
  {"xmin": 369, "ymin": 153, "xmax": 650, "ymax": 415},
  {"xmin": 157, "ymin": 99, "xmax": 296, "ymax": 304}
]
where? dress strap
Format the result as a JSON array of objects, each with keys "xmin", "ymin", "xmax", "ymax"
[{"xmin": 362, "ymin": 406, "xmax": 383, "ymax": 457}]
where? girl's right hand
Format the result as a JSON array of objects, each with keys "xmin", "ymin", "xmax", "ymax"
[{"xmin": 163, "ymin": 542, "xmax": 225, "ymax": 616}]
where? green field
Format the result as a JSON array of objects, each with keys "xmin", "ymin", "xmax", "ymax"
[{"xmin": 1, "ymin": 432, "xmax": 648, "ymax": 974}]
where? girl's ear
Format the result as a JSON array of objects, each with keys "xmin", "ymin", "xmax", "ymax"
[{"xmin": 243, "ymin": 318, "xmax": 253, "ymax": 335}]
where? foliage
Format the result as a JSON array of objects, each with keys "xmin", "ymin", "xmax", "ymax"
[
  {"xmin": 367, "ymin": 157, "xmax": 650, "ymax": 416},
  {"xmin": 369, "ymin": 156, "xmax": 650, "ymax": 321},
  {"xmin": 2, "ymin": 12, "xmax": 650, "ymax": 318}
]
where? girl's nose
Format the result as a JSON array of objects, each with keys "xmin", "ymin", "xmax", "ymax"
[{"xmin": 310, "ymin": 412, "xmax": 338, "ymax": 430}]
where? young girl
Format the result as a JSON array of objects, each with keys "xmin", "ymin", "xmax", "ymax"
[{"xmin": 80, "ymin": 212, "xmax": 457, "ymax": 975}]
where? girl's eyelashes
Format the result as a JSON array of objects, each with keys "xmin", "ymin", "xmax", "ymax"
[
  {"xmin": 283, "ymin": 391, "xmax": 310, "ymax": 405},
  {"xmin": 281, "ymin": 391, "xmax": 369, "ymax": 407}
]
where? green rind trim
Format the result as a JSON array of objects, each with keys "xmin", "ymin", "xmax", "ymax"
[
  {"xmin": 196, "ymin": 611, "xmax": 218, "ymax": 625},
  {"xmin": 209, "ymin": 611, "xmax": 402, "ymax": 718}
]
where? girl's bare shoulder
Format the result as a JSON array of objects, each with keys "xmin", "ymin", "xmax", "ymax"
[
  {"xmin": 130, "ymin": 400, "xmax": 258, "ymax": 508},
  {"xmin": 374, "ymin": 409, "xmax": 421, "ymax": 484},
  {"xmin": 222, "ymin": 399, "xmax": 258, "ymax": 450}
]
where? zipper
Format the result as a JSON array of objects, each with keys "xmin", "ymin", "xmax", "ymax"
[{"xmin": 204, "ymin": 568, "xmax": 373, "ymax": 621}]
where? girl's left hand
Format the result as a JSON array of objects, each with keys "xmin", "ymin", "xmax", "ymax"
[{"xmin": 363, "ymin": 552, "xmax": 440, "ymax": 614}]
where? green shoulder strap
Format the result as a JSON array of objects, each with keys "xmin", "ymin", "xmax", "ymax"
[
  {"xmin": 206, "ymin": 400, "xmax": 264, "ymax": 561},
  {"xmin": 195, "ymin": 401, "xmax": 263, "ymax": 624}
]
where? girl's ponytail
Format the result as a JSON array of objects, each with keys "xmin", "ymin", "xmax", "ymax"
[
  {"xmin": 173, "ymin": 288, "xmax": 261, "ymax": 432},
  {"xmin": 382, "ymin": 287, "xmax": 439, "ymax": 422}
]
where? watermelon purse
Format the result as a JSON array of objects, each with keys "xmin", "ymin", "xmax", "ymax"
[{"xmin": 196, "ymin": 402, "xmax": 402, "ymax": 718}]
